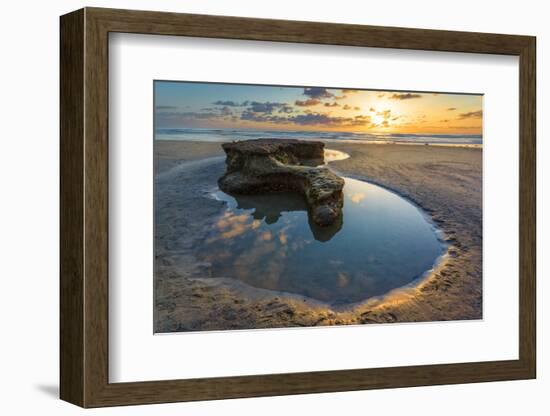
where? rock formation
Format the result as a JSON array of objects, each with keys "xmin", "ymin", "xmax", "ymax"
[{"xmin": 218, "ymin": 139, "xmax": 344, "ymax": 226}]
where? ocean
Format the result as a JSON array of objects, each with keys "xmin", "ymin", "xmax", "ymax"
[{"xmin": 155, "ymin": 128, "xmax": 482, "ymax": 146}]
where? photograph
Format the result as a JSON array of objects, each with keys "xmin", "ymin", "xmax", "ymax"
[{"xmin": 153, "ymin": 81, "xmax": 483, "ymax": 333}]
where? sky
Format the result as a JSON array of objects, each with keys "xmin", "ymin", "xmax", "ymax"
[{"xmin": 154, "ymin": 81, "xmax": 483, "ymax": 135}]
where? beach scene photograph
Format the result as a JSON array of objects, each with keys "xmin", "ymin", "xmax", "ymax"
[{"xmin": 154, "ymin": 81, "xmax": 483, "ymax": 333}]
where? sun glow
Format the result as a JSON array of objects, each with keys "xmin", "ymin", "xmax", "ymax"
[
  {"xmin": 155, "ymin": 82, "xmax": 483, "ymax": 135},
  {"xmin": 371, "ymin": 113, "xmax": 387, "ymax": 127}
]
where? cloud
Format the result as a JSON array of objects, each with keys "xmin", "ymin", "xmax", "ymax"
[
  {"xmin": 247, "ymin": 101, "xmax": 291, "ymax": 114},
  {"xmin": 342, "ymin": 105, "xmax": 360, "ymax": 111},
  {"xmin": 447, "ymin": 107, "xmax": 457, "ymax": 111},
  {"xmin": 213, "ymin": 99, "xmax": 296, "ymax": 113},
  {"xmin": 289, "ymin": 113, "xmax": 371, "ymax": 127},
  {"xmin": 369, "ymin": 107, "xmax": 376, "ymax": 112},
  {"xmin": 352, "ymin": 115, "xmax": 372, "ymax": 125},
  {"xmin": 288, "ymin": 113, "xmax": 336, "ymax": 125},
  {"xmin": 278, "ymin": 105, "xmax": 294, "ymax": 113},
  {"xmin": 202, "ymin": 106, "xmax": 233, "ymax": 115},
  {"xmin": 334, "ymin": 95, "xmax": 347, "ymax": 100},
  {"xmin": 324, "ymin": 102, "xmax": 340, "ymax": 107},
  {"xmin": 155, "ymin": 105, "xmax": 178, "ymax": 110},
  {"xmin": 240, "ymin": 111, "xmax": 371, "ymax": 127},
  {"xmin": 192, "ymin": 112, "xmax": 220, "ymax": 119},
  {"xmin": 377, "ymin": 109, "xmax": 392, "ymax": 119},
  {"xmin": 219, "ymin": 106, "xmax": 233, "ymax": 116},
  {"xmin": 440, "ymin": 119, "xmax": 450, "ymax": 123},
  {"xmin": 241, "ymin": 110, "xmax": 293, "ymax": 123},
  {"xmin": 457, "ymin": 110, "xmax": 482, "ymax": 119},
  {"xmin": 303, "ymin": 87, "xmax": 334, "ymax": 99},
  {"xmin": 156, "ymin": 102, "xmax": 241, "ymax": 123},
  {"xmin": 389, "ymin": 93, "xmax": 422, "ymax": 100},
  {"xmin": 157, "ymin": 111, "xmax": 220, "ymax": 121},
  {"xmin": 341, "ymin": 89, "xmax": 359, "ymax": 94},
  {"xmin": 240, "ymin": 110, "xmax": 268, "ymax": 122},
  {"xmin": 295, "ymin": 99, "xmax": 321, "ymax": 107},
  {"xmin": 212, "ymin": 100, "xmax": 248, "ymax": 107}
]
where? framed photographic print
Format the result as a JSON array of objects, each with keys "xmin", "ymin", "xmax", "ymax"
[{"xmin": 60, "ymin": 7, "xmax": 536, "ymax": 407}]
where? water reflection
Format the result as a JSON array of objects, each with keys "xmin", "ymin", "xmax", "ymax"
[
  {"xmin": 222, "ymin": 192, "xmax": 343, "ymax": 242},
  {"xmin": 323, "ymin": 148, "xmax": 350, "ymax": 163},
  {"xmin": 199, "ymin": 177, "xmax": 445, "ymax": 305}
]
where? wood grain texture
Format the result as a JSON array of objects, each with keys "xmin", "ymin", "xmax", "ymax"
[
  {"xmin": 88, "ymin": 7, "xmax": 532, "ymax": 55},
  {"xmin": 83, "ymin": 10, "xmax": 110, "ymax": 406},
  {"xmin": 59, "ymin": 8, "xmax": 84, "ymax": 407},
  {"xmin": 518, "ymin": 38, "xmax": 537, "ymax": 376},
  {"xmin": 59, "ymin": 7, "xmax": 537, "ymax": 408}
]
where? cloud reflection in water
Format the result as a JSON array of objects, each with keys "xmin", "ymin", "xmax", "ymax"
[{"xmin": 197, "ymin": 177, "xmax": 445, "ymax": 305}]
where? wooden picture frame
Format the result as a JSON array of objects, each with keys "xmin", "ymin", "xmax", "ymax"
[{"xmin": 60, "ymin": 7, "xmax": 536, "ymax": 408}]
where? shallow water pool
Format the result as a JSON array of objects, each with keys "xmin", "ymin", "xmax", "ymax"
[{"xmin": 197, "ymin": 177, "xmax": 445, "ymax": 305}]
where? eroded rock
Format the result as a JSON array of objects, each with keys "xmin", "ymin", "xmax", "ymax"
[{"xmin": 218, "ymin": 139, "xmax": 344, "ymax": 226}]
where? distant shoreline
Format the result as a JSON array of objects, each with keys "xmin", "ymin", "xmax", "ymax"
[
  {"xmin": 155, "ymin": 126, "xmax": 483, "ymax": 147},
  {"xmin": 156, "ymin": 135, "xmax": 483, "ymax": 149}
]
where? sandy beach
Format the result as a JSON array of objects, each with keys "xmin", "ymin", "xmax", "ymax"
[{"xmin": 154, "ymin": 139, "xmax": 482, "ymax": 332}]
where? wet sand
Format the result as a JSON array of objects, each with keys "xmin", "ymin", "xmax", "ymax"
[{"xmin": 154, "ymin": 140, "xmax": 482, "ymax": 332}]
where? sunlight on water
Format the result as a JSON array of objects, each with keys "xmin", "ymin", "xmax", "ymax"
[
  {"xmin": 323, "ymin": 148, "xmax": 350, "ymax": 163},
  {"xmin": 197, "ymin": 177, "xmax": 445, "ymax": 305},
  {"xmin": 156, "ymin": 128, "xmax": 483, "ymax": 145}
]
